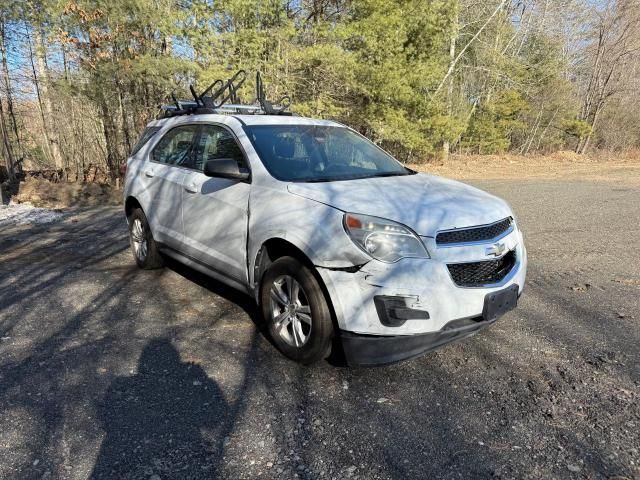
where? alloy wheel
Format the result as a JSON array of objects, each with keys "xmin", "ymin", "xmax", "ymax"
[
  {"xmin": 131, "ymin": 218, "xmax": 148, "ymax": 262},
  {"xmin": 269, "ymin": 275, "xmax": 312, "ymax": 347}
]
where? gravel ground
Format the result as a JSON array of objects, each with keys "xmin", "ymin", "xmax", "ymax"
[{"xmin": 0, "ymin": 179, "xmax": 638, "ymax": 480}]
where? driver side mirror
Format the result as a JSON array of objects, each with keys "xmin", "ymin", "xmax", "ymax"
[{"xmin": 203, "ymin": 158, "xmax": 250, "ymax": 181}]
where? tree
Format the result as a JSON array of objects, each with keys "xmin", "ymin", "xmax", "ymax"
[
  {"xmin": 575, "ymin": 0, "xmax": 640, "ymax": 153},
  {"xmin": 0, "ymin": 0, "xmax": 638, "ymax": 179}
]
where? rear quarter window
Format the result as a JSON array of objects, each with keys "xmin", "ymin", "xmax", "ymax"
[{"xmin": 130, "ymin": 127, "xmax": 161, "ymax": 156}]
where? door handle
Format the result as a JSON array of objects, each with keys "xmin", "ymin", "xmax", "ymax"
[
  {"xmin": 144, "ymin": 169, "xmax": 154, "ymax": 178},
  {"xmin": 184, "ymin": 183, "xmax": 197, "ymax": 193}
]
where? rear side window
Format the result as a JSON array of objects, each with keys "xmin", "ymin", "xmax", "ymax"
[
  {"xmin": 190, "ymin": 125, "xmax": 246, "ymax": 171},
  {"xmin": 151, "ymin": 125, "xmax": 199, "ymax": 166},
  {"xmin": 130, "ymin": 127, "xmax": 160, "ymax": 156}
]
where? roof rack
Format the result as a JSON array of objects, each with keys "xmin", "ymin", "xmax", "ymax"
[{"xmin": 158, "ymin": 70, "xmax": 293, "ymax": 119}]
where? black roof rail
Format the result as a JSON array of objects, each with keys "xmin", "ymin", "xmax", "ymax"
[{"xmin": 157, "ymin": 70, "xmax": 293, "ymax": 119}]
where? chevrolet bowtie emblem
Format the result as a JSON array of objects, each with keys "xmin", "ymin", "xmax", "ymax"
[{"xmin": 486, "ymin": 242, "xmax": 507, "ymax": 257}]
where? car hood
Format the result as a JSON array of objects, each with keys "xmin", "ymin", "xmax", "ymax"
[{"xmin": 287, "ymin": 173, "xmax": 513, "ymax": 237}]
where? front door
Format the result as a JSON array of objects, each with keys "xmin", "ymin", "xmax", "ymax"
[{"xmin": 181, "ymin": 124, "xmax": 251, "ymax": 284}]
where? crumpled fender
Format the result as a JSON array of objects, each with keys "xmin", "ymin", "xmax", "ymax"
[{"xmin": 247, "ymin": 185, "xmax": 370, "ymax": 287}]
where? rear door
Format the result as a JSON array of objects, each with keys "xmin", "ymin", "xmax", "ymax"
[
  {"xmin": 181, "ymin": 124, "xmax": 251, "ymax": 284},
  {"xmin": 144, "ymin": 124, "xmax": 199, "ymax": 247}
]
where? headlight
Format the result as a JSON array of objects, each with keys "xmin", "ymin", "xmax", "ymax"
[{"xmin": 343, "ymin": 213, "xmax": 430, "ymax": 263}]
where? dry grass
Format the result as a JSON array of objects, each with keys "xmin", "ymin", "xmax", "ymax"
[
  {"xmin": 409, "ymin": 151, "xmax": 640, "ymax": 184},
  {"xmin": 12, "ymin": 177, "xmax": 121, "ymax": 208}
]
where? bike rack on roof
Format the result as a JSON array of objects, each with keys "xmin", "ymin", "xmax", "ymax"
[{"xmin": 158, "ymin": 70, "xmax": 293, "ymax": 119}]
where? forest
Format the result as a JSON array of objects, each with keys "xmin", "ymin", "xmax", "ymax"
[{"xmin": 1, "ymin": 0, "xmax": 639, "ymax": 181}]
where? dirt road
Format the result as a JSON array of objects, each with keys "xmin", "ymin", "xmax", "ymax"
[{"xmin": 0, "ymin": 177, "xmax": 638, "ymax": 479}]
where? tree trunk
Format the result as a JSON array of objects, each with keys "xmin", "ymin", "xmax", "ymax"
[
  {"xmin": 117, "ymin": 81, "xmax": 132, "ymax": 155},
  {"xmin": 0, "ymin": 94, "xmax": 15, "ymax": 182},
  {"xmin": 522, "ymin": 103, "xmax": 544, "ymax": 155},
  {"xmin": 536, "ymin": 108, "xmax": 558, "ymax": 152},
  {"xmin": 26, "ymin": 27, "xmax": 51, "ymax": 162},
  {"xmin": 580, "ymin": 104, "xmax": 603, "ymax": 154},
  {"xmin": 33, "ymin": 28, "xmax": 64, "ymax": 169},
  {"xmin": 433, "ymin": 0, "xmax": 508, "ymax": 98},
  {"xmin": 0, "ymin": 20, "xmax": 22, "ymax": 163},
  {"xmin": 442, "ymin": 4, "xmax": 459, "ymax": 158},
  {"xmin": 100, "ymin": 97, "xmax": 121, "ymax": 180}
]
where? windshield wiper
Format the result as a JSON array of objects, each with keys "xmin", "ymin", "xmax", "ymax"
[
  {"xmin": 297, "ymin": 170, "xmax": 412, "ymax": 183},
  {"xmin": 359, "ymin": 172, "xmax": 407, "ymax": 179}
]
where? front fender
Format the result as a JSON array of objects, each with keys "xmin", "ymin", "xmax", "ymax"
[{"xmin": 247, "ymin": 186, "xmax": 370, "ymax": 286}]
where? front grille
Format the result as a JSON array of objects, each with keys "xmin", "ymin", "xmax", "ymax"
[
  {"xmin": 436, "ymin": 217, "xmax": 512, "ymax": 245},
  {"xmin": 447, "ymin": 250, "xmax": 517, "ymax": 287}
]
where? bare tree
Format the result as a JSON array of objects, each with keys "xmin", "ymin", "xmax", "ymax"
[
  {"xmin": 0, "ymin": 95, "xmax": 14, "ymax": 181},
  {"xmin": 0, "ymin": 18, "xmax": 21, "ymax": 163},
  {"xmin": 576, "ymin": 0, "xmax": 640, "ymax": 153},
  {"xmin": 30, "ymin": 27, "xmax": 64, "ymax": 168}
]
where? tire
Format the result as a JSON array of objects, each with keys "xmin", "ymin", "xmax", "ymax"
[
  {"xmin": 128, "ymin": 208, "xmax": 164, "ymax": 270},
  {"xmin": 260, "ymin": 256, "xmax": 333, "ymax": 365}
]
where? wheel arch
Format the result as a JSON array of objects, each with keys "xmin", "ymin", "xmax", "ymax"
[
  {"xmin": 253, "ymin": 238, "xmax": 315, "ymax": 290},
  {"xmin": 253, "ymin": 237, "xmax": 341, "ymax": 344},
  {"xmin": 125, "ymin": 195, "xmax": 142, "ymax": 219}
]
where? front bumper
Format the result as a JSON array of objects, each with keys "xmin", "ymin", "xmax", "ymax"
[
  {"xmin": 317, "ymin": 227, "xmax": 527, "ymax": 336},
  {"xmin": 340, "ymin": 315, "xmax": 497, "ymax": 367}
]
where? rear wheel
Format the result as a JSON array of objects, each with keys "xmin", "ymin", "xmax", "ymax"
[
  {"xmin": 260, "ymin": 257, "xmax": 333, "ymax": 364},
  {"xmin": 128, "ymin": 208, "xmax": 164, "ymax": 269}
]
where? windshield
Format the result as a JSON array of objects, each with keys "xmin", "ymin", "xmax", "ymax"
[{"xmin": 243, "ymin": 125, "xmax": 412, "ymax": 182}]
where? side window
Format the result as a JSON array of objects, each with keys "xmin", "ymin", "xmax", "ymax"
[
  {"xmin": 131, "ymin": 126, "xmax": 160, "ymax": 156},
  {"xmin": 192, "ymin": 125, "xmax": 245, "ymax": 171},
  {"xmin": 151, "ymin": 125, "xmax": 199, "ymax": 165}
]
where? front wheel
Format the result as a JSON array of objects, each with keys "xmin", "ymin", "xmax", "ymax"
[
  {"xmin": 260, "ymin": 257, "xmax": 333, "ymax": 364},
  {"xmin": 128, "ymin": 208, "xmax": 164, "ymax": 269}
]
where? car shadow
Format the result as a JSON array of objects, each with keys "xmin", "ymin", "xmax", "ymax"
[
  {"xmin": 162, "ymin": 255, "xmax": 258, "ymax": 319},
  {"xmin": 162, "ymin": 255, "xmax": 352, "ymax": 368}
]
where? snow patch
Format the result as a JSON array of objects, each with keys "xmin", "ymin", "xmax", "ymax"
[{"xmin": 0, "ymin": 203, "xmax": 64, "ymax": 227}]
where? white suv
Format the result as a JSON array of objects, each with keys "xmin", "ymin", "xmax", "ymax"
[{"xmin": 123, "ymin": 78, "xmax": 526, "ymax": 366}]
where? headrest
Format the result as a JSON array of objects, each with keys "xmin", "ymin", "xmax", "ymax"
[
  {"xmin": 217, "ymin": 137, "xmax": 239, "ymax": 158},
  {"xmin": 176, "ymin": 140, "xmax": 191, "ymax": 152},
  {"xmin": 273, "ymin": 136, "xmax": 295, "ymax": 159}
]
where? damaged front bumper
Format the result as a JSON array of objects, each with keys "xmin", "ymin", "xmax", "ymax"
[
  {"xmin": 340, "ymin": 315, "xmax": 496, "ymax": 367},
  {"xmin": 316, "ymin": 228, "xmax": 527, "ymax": 365}
]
